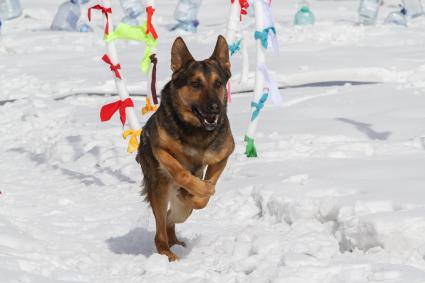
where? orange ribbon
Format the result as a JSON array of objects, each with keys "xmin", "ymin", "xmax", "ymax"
[{"xmin": 142, "ymin": 97, "xmax": 158, "ymax": 115}]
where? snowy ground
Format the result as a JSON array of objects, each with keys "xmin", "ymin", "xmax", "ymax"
[{"xmin": 2, "ymin": 0, "xmax": 425, "ymax": 282}]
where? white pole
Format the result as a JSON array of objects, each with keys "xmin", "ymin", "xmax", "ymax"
[
  {"xmin": 226, "ymin": 0, "xmax": 241, "ymax": 45},
  {"xmin": 145, "ymin": 0, "xmax": 158, "ymax": 111},
  {"xmin": 103, "ymin": 0, "xmax": 140, "ymax": 131},
  {"xmin": 245, "ymin": 0, "xmax": 265, "ymax": 157},
  {"xmin": 240, "ymin": 29, "xmax": 250, "ymax": 85}
]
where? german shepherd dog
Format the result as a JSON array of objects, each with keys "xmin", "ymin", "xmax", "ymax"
[{"xmin": 136, "ymin": 35, "xmax": 235, "ymax": 261}]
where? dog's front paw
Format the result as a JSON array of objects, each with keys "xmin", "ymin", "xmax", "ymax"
[{"xmin": 187, "ymin": 178, "xmax": 215, "ymax": 197}]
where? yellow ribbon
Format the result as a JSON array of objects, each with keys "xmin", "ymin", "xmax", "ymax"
[
  {"xmin": 122, "ymin": 129, "xmax": 143, "ymax": 153},
  {"xmin": 141, "ymin": 97, "xmax": 158, "ymax": 115}
]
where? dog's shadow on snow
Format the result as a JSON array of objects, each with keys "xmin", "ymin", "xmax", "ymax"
[{"xmin": 106, "ymin": 227, "xmax": 199, "ymax": 258}]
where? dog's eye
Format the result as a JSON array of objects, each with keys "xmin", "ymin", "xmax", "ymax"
[
  {"xmin": 214, "ymin": 80, "xmax": 222, "ymax": 89},
  {"xmin": 191, "ymin": 81, "xmax": 202, "ymax": 89}
]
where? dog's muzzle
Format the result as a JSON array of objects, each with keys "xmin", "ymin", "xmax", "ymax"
[{"xmin": 192, "ymin": 106, "xmax": 220, "ymax": 131}]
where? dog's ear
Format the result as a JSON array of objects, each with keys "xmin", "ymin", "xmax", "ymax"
[
  {"xmin": 210, "ymin": 35, "xmax": 231, "ymax": 79},
  {"xmin": 171, "ymin": 37, "xmax": 194, "ymax": 74}
]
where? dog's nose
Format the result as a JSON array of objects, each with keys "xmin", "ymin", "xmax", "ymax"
[{"xmin": 208, "ymin": 103, "xmax": 219, "ymax": 113}]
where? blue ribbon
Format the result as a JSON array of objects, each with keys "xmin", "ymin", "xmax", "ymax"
[
  {"xmin": 251, "ymin": 93, "xmax": 269, "ymax": 121},
  {"xmin": 229, "ymin": 40, "xmax": 241, "ymax": 56},
  {"xmin": 254, "ymin": 27, "xmax": 276, "ymax": 49}
]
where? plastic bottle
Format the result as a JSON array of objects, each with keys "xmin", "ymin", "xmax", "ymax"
[
  {"xmin": 0, "ymin": 16, "xmax": 2, "ymax": 35},
  {"xmin": 77, "ymin": 0, "xmax": 92, "ymax": 32},
  {"xmin": 172, "ymin": 0, "xmax": 202, "ymax": 32},
  {"xmin": 384, "ymin": 5, "xmax": 407, "ymax": 26},
  {"xmin": 51, "ymin": 0, "xmax": 91, "ymax": 32},
  {"xmin": 0, "ymin": 0, "xmax": 22, "ymax": 20},
  {"xmin": 358, "ymin": 0, "xmax": 381, "ymax": 25},
  {"xmin": 294, "ymin": 1, "xmax": 315, "ymax": 26},
  {"xmin": 119, "ymin": 0, "xmax": 145, "ymax": 26},
  {"xmin": 403, "ymin": 0, "xmax": 425, "ymax": 18}
]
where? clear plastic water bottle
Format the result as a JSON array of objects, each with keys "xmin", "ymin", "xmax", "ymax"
[
  {"xmin": 119, "ymin": 0, "xmax": 144, "ymax": 26},
  {"xmin": 294, "ymin": 2, "xmax": 315, "ymax": 26},
  {"xmin": 384, "ymin": 5, "xmax": 407, "ymax": 26},
  {"xmin": 51, "ymin": 0, "xmax": 90, "ymax": 31},
  {"xmin": 358, "ymin": 0, "xmax": 381, "ymax": 25},
  {"xmin": 0, "ymin": 0, "xmax": 23, "ymax": 20},
  {"xmin": 172, "ymin": 0, "xmax": 202, "ymax": 32},
  {"xmin": 121, "ymin": 15, "xmax": 140, "ymax": 26},
  {"xmin": 78, "ymin": 23, "xmax": 93, "ymax": 32},
  {"xmin": 77, "ymin": 0, "xmax": 92, "ymax": 32},
  {"xmin": 51, "ymin": 0, "xmax": 81, "ymax": 31},
  {"xmin": 403, "ymin": 0, "xmax": 425, "ymax": 18}
]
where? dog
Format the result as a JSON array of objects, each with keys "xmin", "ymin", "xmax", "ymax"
[{"xmin": 136, "ymin": 35, "xmax": 235, "ymax": 261}]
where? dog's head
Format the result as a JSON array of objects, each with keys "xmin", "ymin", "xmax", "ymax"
[{"xmin": 170, "ymin": 35, "xmax": 231, "ymax": 132}]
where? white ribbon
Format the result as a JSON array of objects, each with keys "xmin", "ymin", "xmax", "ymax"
[{"xmin": 258, "ymin": 63, "xmax": 282, "ymax": 106}]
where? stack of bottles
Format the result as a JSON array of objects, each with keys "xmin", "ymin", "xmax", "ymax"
[
  {"xmin": 119, "ymin": 0, "xmax": 145, "ymax": 26},
  {"xmin": 0, "ymin": 0, "xmax": 22, "ymax": 20},
  {"xmin": 51, "ymin": 0, "xmax": 92, "ymax": 32},
  {"xmin": 170, "ymin": 0, "xmax": 202, "ymax": 33}
]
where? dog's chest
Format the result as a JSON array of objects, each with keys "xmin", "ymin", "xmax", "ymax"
[
  {"xmin": 184, "ymin": 145, "xmax": 204, "ymax": 160},
  {"xmin": 180, "ymin": 145, "xmax": 206, "ymax": 168}
]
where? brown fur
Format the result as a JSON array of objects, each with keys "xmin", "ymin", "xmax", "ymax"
[{"xmin": 136, "ymin": 36, "xmax": 235, "ymax": 261}]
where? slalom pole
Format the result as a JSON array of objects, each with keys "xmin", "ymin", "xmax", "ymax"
[
  {"xmin": 89, "ymin": 1, "xmax": 142, "ymax": 153},
  {"xmin": 142, "ymin": 0, "xmax": 159, "ymax": 115},
  {"xmin": 244, "ymin": 0, "xmax": 265, "ymax": 158},
  {"xmin": 227, "ymin": 0, "xmax": 241, "ymax": 47},
  {"xmin": 244, "ymin": 0, "xmax": 282, "ymax": 157},
  {"xmin": 240, "ymin": 30, "xmax": 250, "ymax": 85}
]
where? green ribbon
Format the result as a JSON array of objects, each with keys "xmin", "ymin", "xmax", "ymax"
[
  {"xmin": 244, "ymin": 135, "xmax": 258, "ymax": 158},
  {"xmin": 105, "ymin": 22, "xmax": 158, "ymax": 73}
]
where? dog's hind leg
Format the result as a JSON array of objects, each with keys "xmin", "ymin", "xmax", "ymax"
[
  {"xmin": 167, "ymin": 190, "xmax": 193, "ymax": 247},
  {"xmin": 150, "ymin": 182, "xmax": 179, "ymax": 262}
]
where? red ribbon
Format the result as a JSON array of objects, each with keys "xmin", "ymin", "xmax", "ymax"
[
  {"xmin": 231, "ymin": 0, "xmax": 249, "ymax": 21},
  {"xmin": 102, "ymin": 54, "xmax": 122, "ymax": 80},
  {"xmin": 100, "ymin": 98, "xmax": 134, "ymax": 126},
  {"xmin": 88, "ymin": 5, "xmax": 112, "ymax": 35},
  {"xmin": 146, "ymin": 6, "xmax": 158, "ymax": 40}
]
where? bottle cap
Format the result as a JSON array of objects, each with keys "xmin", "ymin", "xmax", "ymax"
[{"xmin": 300, "ymin": 6, "xmax": 310, "ymax": 13}]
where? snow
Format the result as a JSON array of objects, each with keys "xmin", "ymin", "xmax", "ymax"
[{"xmin": 1, "ymin": 0, "xmax": 425, "ymax": 282}]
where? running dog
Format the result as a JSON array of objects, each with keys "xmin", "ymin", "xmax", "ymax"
[{"xmin": 136, "ymin": 35, "xmax": 235, "ymax": 261}]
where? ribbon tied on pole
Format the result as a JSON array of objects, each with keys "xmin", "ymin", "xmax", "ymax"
[
  {"xmin": 146, "ymin": 6, "xmax": 158, "ymax": 40},
  {"xmin": 254, "ymin": 26, "xmax": 276, "ymax": 49},
  {"xmin": 251, "ymin": 92, "xmax": 269, "ymax": 121},
  {"xmin": 229, "ymin": 40, "xmax": 241, "ymax": 56},
  {"xmin": 231, "ymin": 0, "xmax": 250, "ymax": 21},
  {"xmin": 100, "ymin": 98, "xmax": 135, "ymax": 126},
  {"xmin": 123, "ymin": 129, "xmax": 143, "ymax": 153},
  {"xmin": 105, "ymin": 23, "xmax": 158, "ymax": 73},
  {"xmin": 88, "ymin": 5, "xmax": 112, "ymax": 36},
  {"xmin": 102, "ymin": 54, "xmax": 122, "ymax": 79}
]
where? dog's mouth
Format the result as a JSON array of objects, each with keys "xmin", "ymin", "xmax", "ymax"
[{"xmin": 192, "ymin": 106, "xmax": 219, "ymax": 131}]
